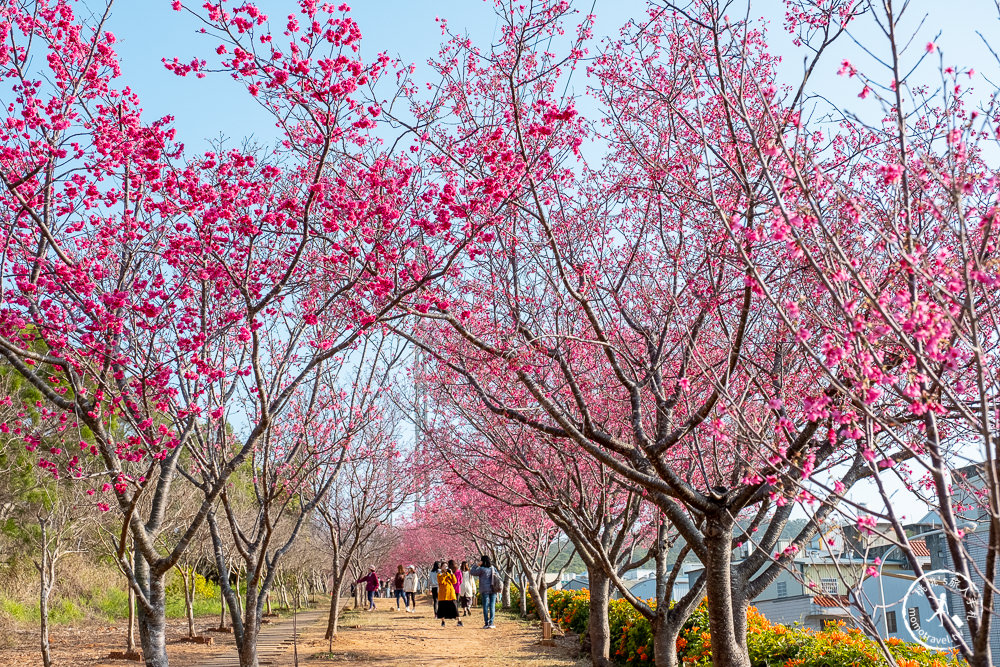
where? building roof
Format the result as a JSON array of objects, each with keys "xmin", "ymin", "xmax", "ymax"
[{"xmin": 811, "ymin": 594, "xmax": 851, "ymax": 608}]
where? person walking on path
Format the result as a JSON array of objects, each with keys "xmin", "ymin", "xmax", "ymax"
[
  {"xmin": 356, "ymin": 567, "xmax": 379, "ymax": 611},
  {"xmin": 403, "ymin": 566, "xmax": 419, "ymax": 612},
  {"xmin": 435, "ymin": 564, "xmax": 462, "ymax": 627},
  {"xmin": 393, "ymin": 565, "xmax": 407, "ymax": 611},
  {"xmin": 459, "ymin": 561, "xmax": 475, "ymax": 616},
  {"xmin": 469, "ymin": 555, "xmax": 498, "ymax": 628},
  {"xmin": 448, "ymin": 559, "xmax": 462, "ymax": 602},
  {"xmin": 429, "ymin": 561, "xmax": 441, "ymax": 614}
]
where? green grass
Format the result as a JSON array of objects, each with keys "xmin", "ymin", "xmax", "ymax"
[
  {"xmin": 0, "ymin": 572, "xmax": 315, "ymax": 627},
  {"xmin": 0, "ymin": 571, "xmax": 226, "ymax": 626},
  {"xmin": 165, "ymin": 595, "xmax": 222, "ymax": 619},
  {"xmin": 90, "ymin": 588, "xmax": 130, "ymax": 621},
  {"xmin": 0, "ymin": 597, "xmax": 84, "ymax": 624},
  {"xmin": 49, "ymin": 599, "xmax": 85, "ymax": 623},
  {"xmin": 0, "ymin": 598, "xmax": 32, "ymax": 623}
]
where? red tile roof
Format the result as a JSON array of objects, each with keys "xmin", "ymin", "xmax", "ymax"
[{"xmin": 811, "ymin": 594, "xmax": 851, "ymax": 608}]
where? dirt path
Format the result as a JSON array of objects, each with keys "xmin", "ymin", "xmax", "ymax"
[
  {"xmin": 0, "ymin": 597, "xmax": 582, "ymax": 666},
  {"xmin": 294, "ymin": 596, "xmax": 584, "ymax": 666}
]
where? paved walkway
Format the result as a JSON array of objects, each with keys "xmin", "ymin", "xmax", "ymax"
[{"xmin": 193, "ymin": 609, "xmax": 327, "ymax": 666}]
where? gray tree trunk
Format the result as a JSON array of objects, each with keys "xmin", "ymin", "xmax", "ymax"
[
  {"xmin": 325, "ymin": 571, "xmax": 344, "ymax": 640},
  {"xmin": 236, "ymin": 584, "xmax": 260, "ymax": 667},
  {"xmin": 127, "ymin": 583, "xmax": 137, "ymax": 652},
  {"xmin": 651, "ymin": 612, "xmax": 680, "ymax": 667},
  {"xmin": 702, "ymin": 516, "xmax": 751, "ymax": 667},
  {"xmin": 587, "ymin": 569, "xmax": 612, "ymax": 667},
  {"xmin": 525, "ymin": 578, "xmax": 551, "ymax": 624},
  {"xmin": 38, "ymin": 518, "xmax": 53, "ymax": 667},
  {"xmin": 134, "ymin": 553, "xmax": 169, "ymax": 667},
  {"xmin": 218, "ymin": 578, "xmax": 227, "ymax": 630},
  {"xmin": 179, "ymin": 566, "xmax": 195, "ymax": 638}
]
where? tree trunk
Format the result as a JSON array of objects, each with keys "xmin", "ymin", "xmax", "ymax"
[
  {"xmin": 518, "ymin": 574, "xmax": 527, "ymax": 618},
  {"xmin": 502, "ymin": 565, "xmax": 513, "ymax": 609},
  {"xmin": 236, "ymin": 585, "xmax": 260, "ymax": 667},
  {"xmin": 127, "ymin": 583, "xmax": 137, "ymax": 652},
  {"xmin": 219, "ymin": 578, "xmax": 227, "ymax": 630},
  {"xmin": 526, "ymin": 579, "xmax": 552, "ymax": 624},
  {"xmin": 38, "ymin": 519, "xmax": 52, "ymax": 667},
  {"xmin": 233, "ymin": 569, "xmax": 242, "ymax": 617},
  {"xmin": 651, "ymin": 610, "xmax": 682, "ymax": 667},
  {"xmin": 179, "ymin": 566, "xmax": 195, "ymax": 638},
  {"xmin": 587, "ymin": 569, "xmax": 612, "ymax": 667},
  {"xmin": 325, "ymin": 571, "xmax": 344, "ymax": 640},
  {"xmin": 703, "ymin": 516, "xmax": 751, "ymax": 667},
  {"xmin": 40, "ymin": 578, "xmax": 51, "ymax": 667},
  {"xmin": 134, "ymin": 553, "xmax": 169, "ymax": 667}
]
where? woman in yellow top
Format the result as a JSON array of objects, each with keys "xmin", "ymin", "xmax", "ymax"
[{"xmin": 435, "ymin": 565, "xmax": 462, "ymax": 627}]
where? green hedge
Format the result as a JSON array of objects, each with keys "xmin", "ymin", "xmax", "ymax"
[{"xmin": 541, "ymin": 589, "xmax": 961, "ymax": 667}]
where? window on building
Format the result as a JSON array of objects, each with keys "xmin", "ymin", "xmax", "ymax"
[
  {"xmin": 886, "ymin": 610, "xmax": 897, "ymax": 634},
  {"xmin": 821, "ymin": 578, "xmax": 838, "ymax": 595},
  {"xmin": 776, "ymin": 582, "xmax": 787, "ymax": 598}
]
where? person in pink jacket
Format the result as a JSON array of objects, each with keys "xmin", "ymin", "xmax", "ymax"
[
  {"xmin": 356, "ymin": 567, "xmax": 379, "ymax": 611},
  {"xmin": 448, "ymin": 559, "xmax": 462, "ymax": 600}
]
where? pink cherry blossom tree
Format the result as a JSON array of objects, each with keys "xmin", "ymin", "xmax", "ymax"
[
  {"xmin": 200, "ymin": 341, "xmax": 396, "ymax": 667},
  {"xmin": 0, "ymin": 2, "xmax": 486, "ymax": 665},
  {"xmin": 420, "ymin": 377, "xmax": 691, "ymax": 667},
  {"xmin": 394, "ymin": 2, "xmax": 888, "ymax": 666},
  {"xmin": 317, "ymin": 395, "xmax": 409, "ymax": 643},
  {"xmin": 708, "ymin": 1, "xmax": 1000, "ymax": 663},
  {"xmin": 418, "ymin": 465, "xmax": 574, "ymax": 626}
]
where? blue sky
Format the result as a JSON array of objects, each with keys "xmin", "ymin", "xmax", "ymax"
[{"xmin": 104, "ymin": 0, "xmax": 1000, "ymax": 157}]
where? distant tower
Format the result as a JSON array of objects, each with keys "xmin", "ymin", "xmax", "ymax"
[{"xmin": 413, "ymin": 344, "xmax": 430, "ymax": 508}]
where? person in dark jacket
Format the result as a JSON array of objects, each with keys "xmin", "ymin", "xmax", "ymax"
[
  {"xmin": 356, "ymin": 567, "xmax": 379, "ymax": 611},
  {"xmin": 469, "ymin": 555, "xmax": 499, "ymax": 628},
  {"xmin": 393, "ymin": 564, "xmax": 406, "ymax": 611}
]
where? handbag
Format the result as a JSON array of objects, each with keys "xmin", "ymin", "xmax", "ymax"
[{"xmin": 490, "ymin": 568, "xmax": 503, "ymax": 594}]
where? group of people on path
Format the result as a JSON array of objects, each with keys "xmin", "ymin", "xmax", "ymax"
[
  {"xmin": 355, "ymin": 555, "xmax": 501, "ymax": 629},
  {"xmin": 430, "ymin": 555, "xmax": 500, "ymax": 629},
  {"xmin": 354, "ymin": 564, "xmax": 420, "ymax": 612}
]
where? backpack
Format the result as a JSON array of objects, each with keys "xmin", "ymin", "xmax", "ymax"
[{"xmin": 490, "ymin": 568, "xmax": 503, "ymax": 594}]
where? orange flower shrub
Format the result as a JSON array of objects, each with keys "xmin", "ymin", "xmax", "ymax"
[
  {"xmin": 680, "ymin": 603, "xmax": 962, "ymax": 667},
  {"xmin": 527, "ymin": 588, "xmax": 963, "ymax": 667}
]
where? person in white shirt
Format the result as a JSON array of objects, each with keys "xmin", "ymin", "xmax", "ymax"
[
  {"xmin": 402, "ymin": 565, "xmax": 419, "ymax": 612},
  {"xmin": 459, "ymin": 561, "xmax": 476, "ymax": 616}
]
